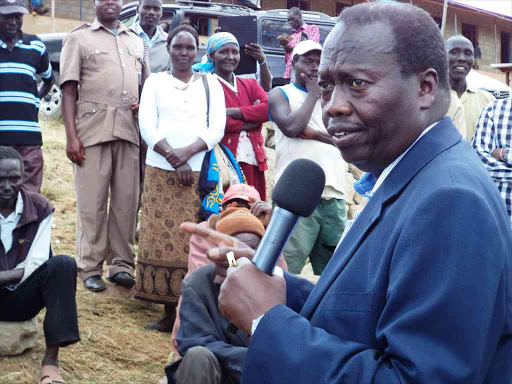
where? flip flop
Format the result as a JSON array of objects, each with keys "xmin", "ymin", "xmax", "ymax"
[{"xmin": 39, "ymin": 365, "xmax": 65, "ymax": 384}]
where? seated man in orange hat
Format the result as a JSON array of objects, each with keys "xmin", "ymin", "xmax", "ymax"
[
  {"xmin": 163, "ymin": 185, "xmax": 286, "ymax": 384},
  {"xmin": 168, "ymin": 184, "xmax": 282, "ymax": 342},
  {"xmin": 184, "ymin": 183, "xmax": 273, "ymax": 277}
]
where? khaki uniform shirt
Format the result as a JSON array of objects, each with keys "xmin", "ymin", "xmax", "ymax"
[
  {"xmin": 451, "ymin": 87, "xmax": 495, "ymax": 141},
  {"xmin": 60, "ymin": 19, "xmax": 151, "ymax": 148},
  {"xmin": 446, "ymin": 92, "xmax": 467, "ymax": 139}
]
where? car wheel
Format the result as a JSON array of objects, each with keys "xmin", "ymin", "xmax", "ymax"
[{"xmin": 38, "ymin": 72, "xmax": 62, "ymax": 120}]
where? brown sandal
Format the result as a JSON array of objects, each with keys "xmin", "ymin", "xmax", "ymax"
[{"xmin": 38, "ymin": 365, "xmax": 65, "ymax": 384}]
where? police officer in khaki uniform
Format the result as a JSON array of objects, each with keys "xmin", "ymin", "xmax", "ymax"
[{"xmin": 60, "ymin": 0, "xmax": 150, "ymax": 292}]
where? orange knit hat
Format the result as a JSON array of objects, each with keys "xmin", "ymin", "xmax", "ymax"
[{"xmin": 215, "ymin": 206, "xmax": 265, "ymax": 238}]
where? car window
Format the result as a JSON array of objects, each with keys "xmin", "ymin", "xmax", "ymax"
[
  {"xmin": 261, "ymin": 18, "xmax": 292, "ymax": 49},
  {"xmin": 317, "ymin": 23, "xmax": 333, "ymax": 44},
  {"xmin": 183, "ymin": 13, "xmax": 219, "ymax": 49},
  {"xmin": 121, "ymin": 14, "xmax": 137, "ymax": 28},
  {"xmin": 260, "ymin": 17, "xmax": 333, "ymax": 50},
  {"xmin": 163, "ymin": 9, "xmax": 176, "ymax": 20},
  {"xmin": 159, "ymin": 12, "xmax": 175, "ymax": 33}
]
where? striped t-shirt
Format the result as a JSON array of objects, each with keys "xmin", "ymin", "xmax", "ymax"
[{"xmin": 0, "ymin": 33, "xmax": 53, "ymax": 146}]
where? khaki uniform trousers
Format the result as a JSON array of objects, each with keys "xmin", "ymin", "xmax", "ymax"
[{"xmin": 74, "ymin": 140, "xmax": 139, "ymax": 281}]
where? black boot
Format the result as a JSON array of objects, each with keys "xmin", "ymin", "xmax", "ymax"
[{"xmin": 144, "ymin": 304, "xmax": 176, "ymax": 332}]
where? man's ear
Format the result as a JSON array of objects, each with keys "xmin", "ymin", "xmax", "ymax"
[{"xmin": 418, "ymin": 68, "xmax": 439, "ymax": 110}]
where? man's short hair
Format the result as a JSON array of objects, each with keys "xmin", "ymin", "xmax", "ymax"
[
  {"xmin": 166, "ymin": 24, "xmax": 199, "ymax": 47},
  {"xmin": 288, "ymin": 7, "xmax": 301, "ymax": 17},
  {"xmin": 139, "ymin": 0, "xmax": 163, "ymax": 7},
  {"xmin": 445, "ymin": 35, "xmax": 474, "ymax": 49},
  {"xmin": 338, "ymin": 2, "xmax": 450, "ymax": 90},
  {"xmin": 0, "ymin": 146, "xmax": 24, "ymax": 173}
]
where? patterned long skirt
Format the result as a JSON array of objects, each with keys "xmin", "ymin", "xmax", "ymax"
[{"xmin": 134, "ymin": 166, "xmax": 202, "ymax": 305}]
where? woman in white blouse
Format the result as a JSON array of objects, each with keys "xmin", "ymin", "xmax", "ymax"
[{"xmin": 135, "ymin": 25, "xmax": 226, "ymax": 331}]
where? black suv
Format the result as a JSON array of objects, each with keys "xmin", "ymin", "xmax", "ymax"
[{"xmin": 37, "ymin": 0, "xmax": 336, "ymax": 119}]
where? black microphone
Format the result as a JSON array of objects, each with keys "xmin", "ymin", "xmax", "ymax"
[
  {"xmin": 226, "ymin": 159, "xmax": 325, "ymax": 334},
  {"xmin": 252, "ymin": 158, "xmax": 326, "ymax": 275}
]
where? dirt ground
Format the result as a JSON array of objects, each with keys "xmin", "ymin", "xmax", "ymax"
[{"xmin": 22, "ymin": 14, "xmax": 84, "ymax": 34}]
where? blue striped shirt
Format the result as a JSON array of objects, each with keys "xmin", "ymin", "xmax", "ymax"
[{"xmin": 0, "ymin": 33, "xmax": 53, "ymax": 146}]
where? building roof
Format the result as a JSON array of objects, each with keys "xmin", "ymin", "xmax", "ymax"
[{"xmin": 428, "ymin": 0, "xmax": 512, "ymax": 22}]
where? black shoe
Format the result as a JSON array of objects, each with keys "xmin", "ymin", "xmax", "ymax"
[
  {"xmin": 144, "ymin": 321, "xmax": 173, "ymax": 333},
  {"xmin": 108, "ymin": 272, "xmax": 135, "ymax": 288},
  {"xmin": 143, "ymin": 305, "xmax": 176, "ymax": 332},
  {"xmin": 83, "ymin": 275, "xmax": 107, "ymax": 292}
]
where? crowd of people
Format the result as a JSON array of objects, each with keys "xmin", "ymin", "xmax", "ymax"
[{"xmin": 1, "ymin": 0, "xmax": 512, "ymax": 383}]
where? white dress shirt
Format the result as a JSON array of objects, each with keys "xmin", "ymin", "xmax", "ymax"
[
  {"xmin": 1, "ymin": 192, "xmax": 53, "ymax": 289},
  {"xmin": 139, "ymin": 72, "xmax": 226, "ymax": 171}
]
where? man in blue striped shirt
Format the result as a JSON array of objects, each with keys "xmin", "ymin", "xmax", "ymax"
[{"xmin": 0, "ymin": 0, "xmax": 54, "ymax": 193}]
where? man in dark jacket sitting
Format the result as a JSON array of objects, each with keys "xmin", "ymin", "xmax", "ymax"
[
  {"xmin": 164, "ymin": 206, "xmax": 270, "ymax": 384},
  {"xmin": 0, "ymin": 146, "xmax": 79, "ymax": 384}
]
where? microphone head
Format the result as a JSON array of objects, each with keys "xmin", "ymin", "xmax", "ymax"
[{"xmin": 272, "ymin": 159, "xmax": 326, "ymax": 217}]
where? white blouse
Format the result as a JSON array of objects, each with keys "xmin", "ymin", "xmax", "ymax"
[{"xmin": 139, "ymin": 72, "xmax": 226, "ymax": 171}]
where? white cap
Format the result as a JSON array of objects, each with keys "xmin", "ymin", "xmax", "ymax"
[{"xmin": 292, "ymin": 40, "xmax": 322, "ymax": 59}]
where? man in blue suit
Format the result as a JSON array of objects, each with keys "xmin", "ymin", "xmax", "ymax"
[{"xmin": 181, "ymin": 2, "xmax": 512, "ymax": 383}]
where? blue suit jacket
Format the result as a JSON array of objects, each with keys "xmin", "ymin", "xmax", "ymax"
[{"xmin": 243, "ymin": 119, "xmax": 512, "ymax": 383}]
